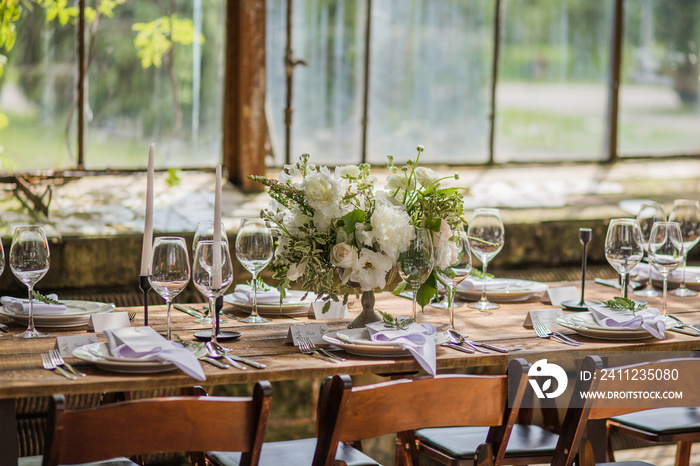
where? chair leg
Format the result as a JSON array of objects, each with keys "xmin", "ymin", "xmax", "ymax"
[{"xmin": 675, "ymin": 440, "xmax": 692, "ymax": 466}]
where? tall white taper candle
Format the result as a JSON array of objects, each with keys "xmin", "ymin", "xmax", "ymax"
[{"xmin": 140, "ymin": 144, "xmax": 155, "ymax": 276}]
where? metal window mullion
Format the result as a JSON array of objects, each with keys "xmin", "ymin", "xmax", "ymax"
[
  {"xmin": 606, "ymin": 0, "xmax": 624, "ymax": 162},
  {"xmin": 360, "ymin": 0, "xmax": 372, "ymax": 164},
  {"xmin": 487, "ymin": 0, "xmax": 502, "ymax": 165},
  {"xmin": 77, "ymin": 0, "xmax": 85, "ymax": 169}
]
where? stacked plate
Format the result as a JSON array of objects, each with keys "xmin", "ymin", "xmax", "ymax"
[
  {"xmin": 456, "ymin": 278, "xmax": 548, "ymax": 303},
  {"xmin": 556, "ymin": 313, "xmax": 679, "ymax": 341},
  {"xmin": 0, "ymin": 300, "xmax": 114, "ymax": 328},
  {"xmin": 72, "ymin": 342, "xmax": 206, "ymax": 374},
  {"xmin": 224, "ymin": 290, "xmax": 315, "ymax": 316},
  {"xmin": 322, "ymin": 328, "xmax": 449, "ymax": 358}
]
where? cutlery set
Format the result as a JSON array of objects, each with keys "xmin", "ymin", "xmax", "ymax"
[
  {"xmin": 534, "ymin": 320, "xmax": 582, "ymax": 346},
  {"xmin": 299, "ymin": 337, "xmax": 346, "ymax": 363},
  {"xmin": 41, "ymin": 350, "xmax": 86, "ymax": 380},
  {"xmin": 442, "ymin": 329, "xmax": 520, "ymax": 354}
]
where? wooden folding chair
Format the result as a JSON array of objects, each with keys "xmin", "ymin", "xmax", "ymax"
[
  {"xmin": 551, "ymin": 355, "xmax": 700, "ymax": 466},
  {"xmin": 36, "ymin": 380, "xmax": 272, "ymax": 466},
  {"xmin": 312, "ymin": 358, "xmax": 531, "ymax": 466}
]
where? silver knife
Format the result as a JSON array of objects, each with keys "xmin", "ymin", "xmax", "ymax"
[
  {"xmin": 669, "ymin": 327, "xmax": 700, "ymax": 337},
  {"xmin": 468, "ymin": 341, "xmax": 518, "ymax": 353},
  {"xmin": 224, "ymin": 353, "xmax": 267, "ymax": 369},
  {"xmin": 173, "ymin": 304, "xmax": 204, "ymax": 319},
  {"xmin": 441, "ymin": 343, "xmax": 475, "ymax": 354},
  {"xmin": 199, "ymin": 356, "xmax": 229, "ymax": 369},
  {"xmin": 595, "ymin": 278, "xmax": 642, "ymax": 290}
]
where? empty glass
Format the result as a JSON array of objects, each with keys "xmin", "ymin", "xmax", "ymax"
[
  {"xmin": 192, "ymin": 221, "xmax": 228, "ymax": 324},
  {"xmin": 193, "ymin": 240, "xmax": 234, "ymax": 343},
  {"xmin": 435, "ymin": 226, "xmax": 472, "ymax": 329},
  {"xmin": 10, "ymin": 226, "xmax": 49, "ymax": 339},
  {"xmin": 398, "ymin": 228, "xmax": 434, "ymax": 321},
  {"xmin": 604, "ymin": 219, "xmax": 644, "ymax": 299},
  {"xmin": 647, "ymin": 222, "xmax": 684, "ymax": 315},
  {"xmin": 467, "ymin": 208, "xmax": 504, "ymax": 310},
  {"xmin": 668, "ymin": 199, "xmax": 700, "ymax": 297},
  {"xmin": 235, "ymin": 218, "xmax": 274, "ymax": 323},
  {"xmin": 633, "ymin": 202, "xmax": 666, "ymax": 298},
  {"xmin": 149, "ymin": 237, "xmax": 191, "ymax": 340}
]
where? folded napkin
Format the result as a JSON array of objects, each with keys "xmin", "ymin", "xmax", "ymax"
[
  {"xmin": 231, "ymin": 284, "xmax": 290, "ymax": 304},
  {"xmin": 458, "ymin": 278, "xmax": 522, "ymax": 292},
  {"xmin": 366, "ymin": 321, "xmax": 437, "ymax": 375},
  {"xmin": 1, "ymin": 295, "xmax": 67, "ymax": 315},
  {"xmin": 589, "ymin": 303, "xmax": 666, "ymax": 339},
  {"xmin": 104, "ymin": 326, "xmax": 206, "ymax": 380},
  {"xmin": 631, "ymin": 263, "xmax": 700, "ymax": 282}
]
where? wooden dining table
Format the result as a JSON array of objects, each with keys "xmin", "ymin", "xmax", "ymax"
[{"xmin": 1, "ymin": 280, "xmax": 700, "ymax": 465}]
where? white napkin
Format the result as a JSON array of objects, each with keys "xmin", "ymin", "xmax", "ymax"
[
  {"xmin": 458, "ymin": 278, "xmax": 521, "ymax": 292},
  {"xmin": 0, "ymin": 295, "xmax": 67, "ymax": 315},
  {"xmin": 366, "ymin": 321, "xmax": 437, "ymax": 375},
  {"xmin": 103, "ymin": 326, "xmax": 206, "ymax": 380},
  {"xmin": 589, "ymin": 303, "xmax": 666, "ymax": 339},
  {"xmin": 631, "ymin": 263, "xmax": 700, "ymax": 282},
  {"xmin": 231, "ymin": 284, "xmax": 289, "ymax": 304}
]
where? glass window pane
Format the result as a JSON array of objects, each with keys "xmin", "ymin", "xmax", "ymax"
[
  {"xmin": 1, "ymin": 7, "xmax": 77, "ymax": 171},
  {"xmin": 86, "ymin": 0, "xmax": 225, "ymax": 169},
  {"xmin": 367, "ymin": 0, "xmax": 493, "ymax": 164},
  {"xmin": 495, "ymin": 0, "xmax": 612, "ymax": 162},
  {"xmin": 619, "ymin": 0, "xmax": 700, "ymax": 156}
]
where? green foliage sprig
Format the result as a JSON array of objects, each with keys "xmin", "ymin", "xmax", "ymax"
[
  {"xmin": 602, "ymin": 297, "xmax": 647, "ymax": 314},
  {"xmin": 379, "ymin": 311, "xmax": 414, "ymax": 330},
  {"xmin": 31, "ymin": 291, "xmax": 64, "ymax": 305}
]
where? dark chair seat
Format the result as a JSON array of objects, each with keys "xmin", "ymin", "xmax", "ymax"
[
  {"xmin": 610, "ymin": 407, "xmax": 700, "ymax": 436},
  {"xmin": 416, "ymin": 424, "xmax": 558, "ymax": 459},
  {"xmin": 18, "ymin": 457, "xmax": 137, "ymax": 466},
  {"xmin": 207, "ymin": 438, "xmax": 378, "ymax": 466}
]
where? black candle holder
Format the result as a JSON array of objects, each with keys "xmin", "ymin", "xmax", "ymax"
[
  {"xmin": 193, "ymin": 296, "xmax": 241, "ymax": 342},
  {"xmin": 562, "ymin": 228, "xmax": 599, "ymax": 311},
  {"xmin": 138, "ymin": 275, "xmax": 150, "ymax": 326}
]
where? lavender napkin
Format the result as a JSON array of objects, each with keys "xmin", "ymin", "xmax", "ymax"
[
  {"xmin": 589, "ymin": 303, "xmax": 666, "ymax": 339},
  {"xmin": 231, "ymin": 284, "xmax": 288, "ymax": 304},
  {"xmin": 366, "ymin": 321, "xmax": 437, "ymax": 375},
  {"xmin": 104, "ymin": 326, "xmax": 206, "ymax": 380},
  {"xmin": 1, "ymin": 295, "xmax": 67, "ymax": 315}
]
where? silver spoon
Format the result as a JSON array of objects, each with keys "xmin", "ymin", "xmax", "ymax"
[
  {"xmin": 448, "ymin": 329, "xmax": 489, "ymax": 353},
  {"xmin": 205, "ymin": 341, "xmax": 246, "ymax": 370},
  {"xmin": 440, "ymin": 331, "xmax": 475, "ymax": 354}
]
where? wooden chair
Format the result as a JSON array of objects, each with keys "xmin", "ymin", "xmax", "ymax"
[
  {"xmin": 551, "ymin": 355, "xmax": 700, "ymax": 466},
  {"xmin": 312, "ymin": 358, "xmax": 531, "ymax": 466},
  {"xmin": 35, "ymin": 380, "xmax": 272, "ymax": 466}
]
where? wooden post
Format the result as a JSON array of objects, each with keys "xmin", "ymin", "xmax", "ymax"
[{"xmin": 224, "ymin": 0, "xmax": 267, "ymax": 192}]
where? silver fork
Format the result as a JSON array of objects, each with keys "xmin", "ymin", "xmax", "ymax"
[
  {"xmin": 667, "ymin": 315, "xmax": 700, "ymax": 336},
  {"xmin": 305, "ymin": 338, "xmax": 346, "ymax": 362},
  {"xmin": 49, "ymin": 350, "xmax": 86, "ymax": 377},
  {"xmin": 534, "ymin": 321, "xmax": 581, "ymax": 346},
  {"xmin": 41, "ymin": 353, "xmax": 77, "ymax": 380},
  {"xmin": 298, "ymin": 338, "xmax": 336, "ymax": 363}
]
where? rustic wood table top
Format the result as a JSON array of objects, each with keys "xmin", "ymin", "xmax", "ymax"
[{"xmin": 1, "ymin": 280, "xmax": 699, "ymax": 400}]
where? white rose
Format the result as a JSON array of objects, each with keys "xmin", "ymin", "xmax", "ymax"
[
  {"xmin": 330, "ymin": 243, "xmax": 357, "ymax": 269},
  {"xmin": 415, "ymin": 167, "xmax": 439, "ymax": 187},
  {"xmin": 350, "ymin": 249, "xmax": 394, "ymax": 291},
  {"xmin": 287, "ymin": 262, "xmax": 306, "ymax": 281},
  {"xmin": 370, "ymin": 204, "xmax": 414, "ymax": 262},
  {"xmin": 313, "ymin": 210, "xmax": 333, "ymax": 233},
  {"xmin": 335, "ymin": 165, "xmax": 361, "ymax": 179},
  {"xmin": 302, "ymin": 166, "xmax": 342, "ymax": 213}
]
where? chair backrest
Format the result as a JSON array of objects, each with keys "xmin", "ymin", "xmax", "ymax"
[
  {"xmin": 312, "ymin": 358, "xmax": 530, "ymax": 466},
  {"xmin": 42, "ymin": 380, "xmax": 272, "ymax": 466},
  {"xmin": 551, "ymin": 355, "xmax": 700, "ymax": 466}
]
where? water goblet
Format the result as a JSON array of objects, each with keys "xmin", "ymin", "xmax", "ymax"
[
  {"xmin": 398, "ymin": 228, "xmax": 434, "ymax": 321},
  {"xmin": 604, "ymin": 219, "xmax": 644, "ymax": 299},
  {"xmin": 434, "ymin": 226, "xmax": 472, "ymax": 329},
  {"xmin": 10, "ymin": 226, "xmax": 50, "ymax": 339},
  {"xmin": 647, "ymin": 222, "xmax": 684, "ymax": 315},
  {"xmin": 235, "ymin": 218, "xmax": 274, "ymax": 323},
  {"xmin": 149, "ymin": 237, "xmax": 191, "ymax": 340},
  {"xmin": 193, "ymin": 240, "xmax": 234, "ymax": 343},
  {"xmin": 467, "ymin": 208, "xmax": 504, "ymax": 310},
  {"xmin": 633, "ymin": 202, "xmax": 666, "ymax": 298},
  {"xmin": 669, "ymin": 199, "xmax": 700, "ymax": 297},
  {"xmin": 192, "ymin": 221, "xmax": 229, "ymax": 324}
]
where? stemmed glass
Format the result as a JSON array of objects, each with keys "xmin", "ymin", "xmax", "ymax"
[
  {"xmin": 10, "ymin": 226, "xmax": 50, "ymax": 339},
  {"xmin": 193, "ymin": 240, "xmax": 234, "ymax": 343},
  {"xmin": 467, "ymin": 208, "xmax": 504, "ymax": 310},
  {"xmin": 604, "ymin": 219, "xmax": 644, "ymax": 299},
  {"xmin": 668, "ymin": 199, "xmax": 700, "ymax": 297},
  {"xmin": 149, "ymin": 237, "xmax": 191, "ymax": 340},
  {"xmin": 235, "ymin": 218, "xmax": 274, "ymax": 323},
  {"xmin": 634, "ymin": 202, "xmax": 666, "ymax": 298},
  {"xmin": 398, "ymin": 228, "xmax": 434, "ymax": 321},
  {"xmin": 434, "ymin": 226, "xmax": 472, "ymax": 329},
  {"xmin": 647, "ymin": 222, "xmax": 684, "ymax": 315},
  {"xmin": 192, "ymin": 221, "xmax": 228, "ymax": 324}
]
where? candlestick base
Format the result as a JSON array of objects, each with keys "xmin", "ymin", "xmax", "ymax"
[
  {"xmin": 561, "ymin": 299, "xmax": 600, "ymax": 312},
  {"xmin": 138, "ymin": 276, "xmax": 151, "ymax": 326},
  {"xmin": 193, "ymin": 330, "xmax": 242, "ymax": 342}
]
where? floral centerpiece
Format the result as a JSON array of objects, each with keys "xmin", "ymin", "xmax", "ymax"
[{"xmin": 251, "ymin": 146, "xmax": 467, "ymax": 327}]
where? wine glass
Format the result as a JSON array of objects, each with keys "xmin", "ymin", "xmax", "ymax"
[
  {"xmin": 634, "ymin": 202, "xmax": 666, "ymax": 298},
  {"xmin": 192, "ymin": 221, "xmax": 228, "ymax": 324},
  {"xmin": 10, "ymin": 226, "xmax": 50, "ymax": 339},
  {"xmin": 434, "ymin": 226, "xmax": 472, "ymax": 329},
  {"xmin": 149, "ymin": 237, "xmax": 191, "ymax": 340},
  {"xmin": 467, "ymin": 208, "xmax": 504, "ymax": 310},
  {"xmin": 668, "ymin": 199, "xmax": 700, "ymax": 297},
  {"xmin": 604, "ymin": 219, "xmax": 644, "ymax": 299},
  {"xmin": 398, "ymin": 228, "xmax": 434, "ymax": 321},
  {"xmin": 193, "ymin": 240, "xmax": 234, "ymax": 343},
  {"xmin": 235, "ymin": 218, "xmax": 274, "ymax": 323},
  {"xmin": 647, "ymin": 222, "xmax": 684, "ymax": 315}
]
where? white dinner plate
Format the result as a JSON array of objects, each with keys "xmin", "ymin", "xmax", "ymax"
[
  {"xmin": 556, "ymin": 313, "xmax": 679, "ymax": 341},
  {"xmin": 322, "ymin": 328, "xmax": 449, "ymax": 358},
  {"xmin": 456, "ymin": 279, "xmax": 548, "ymax": 302},
  {"xmin": 223, "ymin": 290, "xmax": 315, "ymax": 316},
  {"xmin": 72, "ymin": 342, "xmax": 206, "ymax": 373},
  {"xmin": 0, "ymin": 300, "xmax": 115, "ymax": 328}
]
